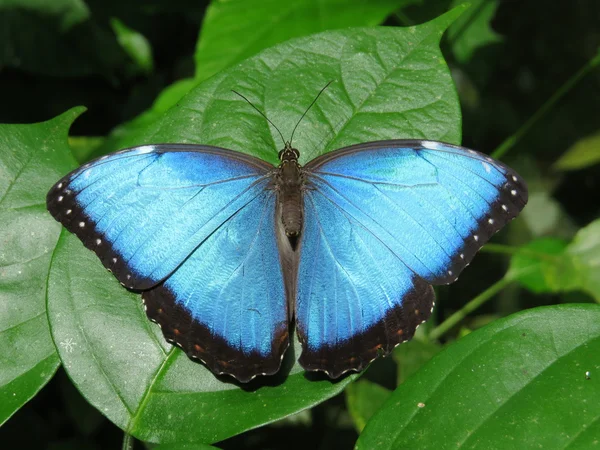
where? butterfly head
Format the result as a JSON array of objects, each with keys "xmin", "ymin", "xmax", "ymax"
[{"xmin": 278, "ymin": 142, "xmax": 300, "ymax": 163}]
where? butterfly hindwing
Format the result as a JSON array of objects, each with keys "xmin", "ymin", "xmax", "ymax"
[
  {"xmin": 142, "ymin": 189, "xmax": 289, "ymax": 382},
  {"xmin": 296, "ymin": 140, "xmax": 528, "ymax": 375},
  {"xmin": 297, "ymin": 188, "xmax": 435, "ymax": 377}
]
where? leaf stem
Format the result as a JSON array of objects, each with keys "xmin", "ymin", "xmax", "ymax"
[
  {"xmin": 492, "ymin": 47, "xmax": 600, "ymax": 160},
  {"xmin": 393, "ymin": 11, "xmax": 414, "ymax": 26},
  {"xmin": 429, "ymin": 277, "xmax": 513, "ymax": 340},
  {"xmin": 122, "ymin": 432, "xmax": 135, "ymax": 450}
]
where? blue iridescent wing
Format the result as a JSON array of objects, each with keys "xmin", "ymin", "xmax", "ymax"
[
  {"xmin": 142, "ymin": 189, "xmax": 289, "ymax": 382},
  {"xmin": 297, "ymin": 140, "xmax": 528, "ymax": 377},
  {"xmin": 47, "ymin": 145, "xmax": 289, "ymax": 382},
  {"xmin": 47, "ymin": 145, "xmax": 271, "ymax": 289}
]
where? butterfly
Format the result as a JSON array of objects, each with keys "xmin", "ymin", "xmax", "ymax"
[{"xmin": 46, "ymin": 88, "xmax": 528, "ymax": 383}]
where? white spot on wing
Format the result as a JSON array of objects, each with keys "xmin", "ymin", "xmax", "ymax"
[
  {"xmin": 131, "ymin": 145, "xmax": 156, "ymax": 155},
  {"xmin": 420, "ymin": 141, "xmax": 446, "ymax": 151},
  {"xmin": 511, "ymin": 189, "xmax": 517, "ymax": 196},
  {"xmin": 79, "ymin": 222, "xmax": 85, "ymax": 228},
  {"xmin": 482, "ymin": 162, "xmax": 491, "ymax": 173},
  {"xmin": 502, "ymin": 204, "xmax": 508, "ymax": 211},
  {"xmin": 58, "ymin": 196, "xmax": 63, "ymax": 202}
]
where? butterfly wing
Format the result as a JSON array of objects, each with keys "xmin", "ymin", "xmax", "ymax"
[
  {"xmin": 47, "ymin": 145, "xmax": 289, "ymax": 381},
  {"xmin": 297, "ymin": 140, "xmax": 528, "ymax": 377},
  {"xmin": 47, "ymin": 145, "xmax": 272, "ymax": 289},
  {"xmin": 142, "ymin": 188, "xmax": 289, "ymax": 382}
]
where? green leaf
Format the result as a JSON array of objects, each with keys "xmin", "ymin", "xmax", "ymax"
[
  {"xmin": 447, "ymin": 0, "xmax": 502, "ymax": 63},
  {"xmin": 0, "ymin": 107, "xmax": 84, "ymax": 425},
  {"xmin": 507, "ymin": 238, "xmax": 569, "ymax": 293},
  {"xmin": 194, "ymin": 0, "xmax": 403, "ymax": 83},
  {"xmin": 356, "ymin": 304, "xmax": 600, "ymax": 449},
  {"xmin": 346, "ymin": 380, "xmax": 392, "ymax": 432},
  {"xmin": 554, "ymin": 130, "xmax": 600, "ymax": 171},
  {"xmin": 520, "ymin": 191, "xmax": 574, "ymax": 237},
  {"xmin": 101, "ymin": 7, "xmax": 466, "ymax": 159},
  {"xmin": 393, "ymin": 338, "xmax": 441, "ymax": 385},
  {"xmin": 68, "ymin": 136, "xmax": 105, "ymax": 164},
  {"xmin": 564, "ymin": 220, "xmax": 600, "ymax": 302},
  {"xmin": 515, "ymin": 157, "xmax": 577, "ymax": 239},
  {"xmin": 96, "ymin": 78, "xmax": 196, "ymax": 158},
  {"xmin": 98, "ymin": 0, "xmax": 407, "ymax": 155},
  {"xmin": 48, "ymin": 235, "xmax": 354, "ymax": 443},
  {"xmin": 508, "ymin": 219, "xmax": 600, "ymax": 302},
  {"xmin": 110, "ymin": 18, "xmax": 154, "ymax": 74},
  {"xmin": 45, "ymin": 8, "xmax": 466, "ymax": 444}
]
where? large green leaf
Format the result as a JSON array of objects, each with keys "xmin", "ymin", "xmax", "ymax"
[
  {"xmin": 45, "ymin": 8, "xmax": 466, "ymax": 444},
  {"xmin": 194, "ymin": 0, "xmax": 402, "ymax": 83},
  {"xmin": 97, "ymin": 0, "xmax": 406, "ymax": 156},
  {"xmin": 346, "ymin": 380, "xmax": 392, "ymax": 432},
  {"xmin": 393, "ymin": 336, "xmax": 441, "ymax": 385},
  {"xmin": 0, "ymin": 108, "xmax": 83, "ymax": 425},
  {"xmin": 356, "ymin": 304, "xmax": 600, "ymax": 449}
]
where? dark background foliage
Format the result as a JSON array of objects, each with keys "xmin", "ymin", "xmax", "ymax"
[{"xmin": 1, "ymin": 0, "xmax": 599, "ymax": 448}]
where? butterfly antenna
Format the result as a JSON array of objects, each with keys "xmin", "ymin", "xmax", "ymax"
[
  {"xmin": 289, "ymin": 80, "xmax": 333, "ymax": 146},
  {"xmin": 232, "ymin": 90, "xmax": 286, "ymax": 148}
]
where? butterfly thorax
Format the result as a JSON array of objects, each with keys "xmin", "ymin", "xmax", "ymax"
[{"xmin": 276, "ymin": 143, "xmax": 304, "ymax": 240}]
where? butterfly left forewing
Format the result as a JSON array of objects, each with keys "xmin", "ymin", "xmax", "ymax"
[{"xmin": 46, "ymin": 144, "xmax": 273, "ymax": 290}]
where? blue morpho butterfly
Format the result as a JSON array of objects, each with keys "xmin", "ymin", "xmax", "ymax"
[{"xmin": 47, "ymin": 84, "xmax": 528, "ymax": 382}]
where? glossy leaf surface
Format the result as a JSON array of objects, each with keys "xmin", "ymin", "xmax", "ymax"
[{"xmin": 357, "ymin": 304, "xmax": 600, "ymax": 449}]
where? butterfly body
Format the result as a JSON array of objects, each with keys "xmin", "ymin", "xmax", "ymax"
[
  {"xmin": 276, "ymin": 144, "xmax": 305, "ymax": 240},
  {"xmin": 47, "ymin": 138, "xmax": 527, "ymax": 382}
]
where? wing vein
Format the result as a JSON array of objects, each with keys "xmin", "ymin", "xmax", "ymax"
[{"xmin": 307, "ymin": 174, "xmax": 434, "ymax": 278}]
